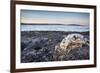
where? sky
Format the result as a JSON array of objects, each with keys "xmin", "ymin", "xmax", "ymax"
[{"xmin": 20, "ymin": 10, "xmax": 90, "ymax": 25}]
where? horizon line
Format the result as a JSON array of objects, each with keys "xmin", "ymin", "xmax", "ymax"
[{"xmin": 21, "ymin": 22, "xmax": 89, "ymax": 26}]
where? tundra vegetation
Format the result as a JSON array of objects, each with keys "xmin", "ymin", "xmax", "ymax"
[{"xmin": 21, "ymin": 31, "xmax": 89, "ymax": 63}]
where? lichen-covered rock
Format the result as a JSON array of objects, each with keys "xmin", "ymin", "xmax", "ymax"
[
  {"xmin": 53, "ymin": 43, "xmax": 89, "ymax": 61},
  {"xmin": 53, "ymin": 33, "xmax": 89, "ymax": 61},
  {"xmin": 60, "ymin": 33, "xmax": 89, "ymax": 52}
]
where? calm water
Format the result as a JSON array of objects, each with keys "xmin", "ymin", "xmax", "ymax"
[{"xmin": 21, "ymin": 24, "xmax": 89, "ymax": 32}]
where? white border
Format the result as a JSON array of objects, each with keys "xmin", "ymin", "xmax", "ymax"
[{"xmin": 16, "ymin": 5, "xmax": 94, "ymax": 69}]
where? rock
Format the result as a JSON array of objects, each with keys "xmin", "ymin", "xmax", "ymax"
[{"xmin": 53, "ymin": 41, "xmax": 89, "ymax": 61}]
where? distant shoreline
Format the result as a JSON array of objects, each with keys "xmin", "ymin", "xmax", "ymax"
[{"xmin": 21, "ymin": 23, "xmax": 87, "ymax": 26}]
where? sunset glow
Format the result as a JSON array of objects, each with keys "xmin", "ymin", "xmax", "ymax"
[{"xmin": 21, "ymin": 10, "xmax": 90, "ymax": 25}]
